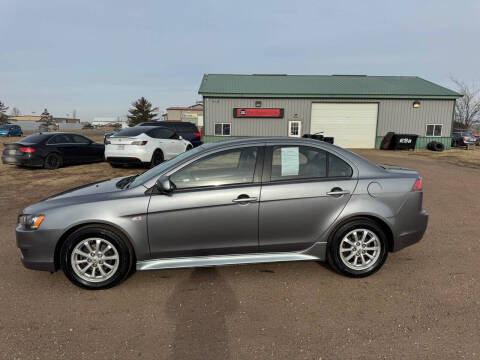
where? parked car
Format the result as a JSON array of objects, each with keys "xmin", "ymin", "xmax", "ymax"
[
  {"xmin": 451, "ymin": 129, "xmax": 477, "ymax": 147},
  {"xmin": 16, "ymin": 137, "xmax": 428, "ymax": 289},
  {"xmin": 103, "ymin": 130, "xmax": 119, "ymax": 144},
  {"xmin": 2, "ymin": 132, "xmax": 104, "ymax": 169},
  {"xmin": 0, "ymin": 124, "xmax": 23, "ymax": 137},
  {"xmin": 473, "ymin": 133, "xmax": 480, "ymax": 145},
  {"xmin": 105, "ymin": 126, "xmax": 192, "ymax": 168},
  {"xmin": 136, "ymin": 121, "xmax": 202, "ymax": 147}
]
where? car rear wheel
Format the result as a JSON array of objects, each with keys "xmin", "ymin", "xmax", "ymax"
[
  {"xmin": 150, "ymin": 150, "xmax": 164, "ymax": 168},
  {"xmin": 60, "ymin": 225, "xmax": 133, "ymax": 290},
  {"xmin": 327, "ymin": 219, "xmax": 388, "ymax": 277},
  {"xmin": 186, "ymin": 144, "xmax": 193, "ymax": 151},
  {"xmin": 44, "ymin": 153, "xmax": 63, "ymax": 169}
]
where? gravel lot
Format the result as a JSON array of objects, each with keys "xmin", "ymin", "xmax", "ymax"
[{"xmin": 0, "ymin": 148, "xmax": 479, "ymax": 360}]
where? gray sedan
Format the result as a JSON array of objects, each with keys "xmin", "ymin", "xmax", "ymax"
[{"xmin": 16, "ymin": 138, "xmax": 428, "ymax": 289}]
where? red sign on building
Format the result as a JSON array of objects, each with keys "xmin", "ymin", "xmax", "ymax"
[{"xmin": 233, "ymin": 108, "xmax": 284, "ymax": 118}]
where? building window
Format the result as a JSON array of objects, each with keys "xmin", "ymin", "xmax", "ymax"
[
  {"xmin": 255, "ymin": 101, "xmax": 262, "ymax": 107},
  {"xmin": 214, "ymin": 123, "xmax": 231, "ymax": 136},
  {"xmin": 426, "ymin": 124, "xmax": 442, "ymax": 137},
  {"xmin": 288, "ymin": 121, "xmax": 301, "ymax": 137}
]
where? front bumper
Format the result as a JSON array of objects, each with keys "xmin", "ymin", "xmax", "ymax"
[{"xmin": 16, "ymin": 225, "xmax": 60, "ymax": 272}]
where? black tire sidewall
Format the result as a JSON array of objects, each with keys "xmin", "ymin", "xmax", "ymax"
[
  {"xmin": 150, "ymin": 150, "xmax": 164, "ymax": 168},
  {"xmin": 328, "ymin": 219, "xmax": 388, "ymax": 277},
  {"xmin": 60, "ymin": 226, "xmax": 133, "ymax": 290},
  {"xmin": 44, "ymin": 153, "xmax": 62, "ymax": 169}
]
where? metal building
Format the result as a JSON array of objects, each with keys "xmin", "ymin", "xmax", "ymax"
[{"xmin": 198, "ymin": 74, "xmax": 461, "ymax": 149}]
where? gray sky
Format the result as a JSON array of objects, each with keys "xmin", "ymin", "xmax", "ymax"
[{"xmin": 1, "ymin": 0, "xmax": 479, "ymax": 121}]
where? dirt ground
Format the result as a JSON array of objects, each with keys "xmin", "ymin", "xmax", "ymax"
[{"xmin": 0, "ymin": 145, "xmax": 479, "ymax": 359}]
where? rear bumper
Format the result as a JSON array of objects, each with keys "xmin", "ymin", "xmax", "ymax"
[
  {"xmin": 16, "ymin": 226, "xmax": 59, "ymax": 272},
  {"xmin": 392, "ymin": 210, "xmax": 428, "ymax": 251},
  {"xmin": 2, "ymin": 154, "xmax": 44, "ymax": 167},
  {"xmin": 191, "ymin": 139, "xmax": 203, "ymax": 147},
  {"xmin": 105, "ymin": 146, "xmax": 150, "ymax": 162}
]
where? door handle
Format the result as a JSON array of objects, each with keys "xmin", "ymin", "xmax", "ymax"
[
  {"xmin": 232, "ymin": 195, "xmax": 258, "ymax": 203},
  {"xmin": 326, "ymin": 188, "xmax": 350, "ymax": 196}
]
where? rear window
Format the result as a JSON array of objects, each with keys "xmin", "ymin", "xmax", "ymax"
[
  {"xmin": 175, "ymin": 123, "xmax": 197, "ymax": 132},
  {"xmin": 113, "ymin": 127, "xmax": 151, "ymax": 137},
  {"xmin": 19, "ymin": 134, "xmax": 51, "ymax": 144}
]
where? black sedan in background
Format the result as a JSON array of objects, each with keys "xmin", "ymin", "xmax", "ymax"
[{"xmin": 2, "ymin": 133, "xmax": 105, "ymax": 169}]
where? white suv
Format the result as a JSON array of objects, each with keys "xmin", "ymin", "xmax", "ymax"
[{"xmin": 105, "ymin": 126, "xmax": 192, "ymax": 167}]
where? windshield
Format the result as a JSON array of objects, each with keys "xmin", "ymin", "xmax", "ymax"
[{"xmin": 129, "ymin": 146, "xmax": 204, "ymax": 188}]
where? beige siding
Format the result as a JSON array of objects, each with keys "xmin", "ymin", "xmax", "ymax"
[{"xmin": 204, "ymin": 97, "xmax": 455, "ymax": 138}]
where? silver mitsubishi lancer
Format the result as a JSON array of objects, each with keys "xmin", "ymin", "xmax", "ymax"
[{"xmin": 16, "ymin": 137, "xmax": 428, "ymax": 289}]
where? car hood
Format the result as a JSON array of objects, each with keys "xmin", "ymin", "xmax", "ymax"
[{"xmin": 22, "ymin": 176, "xmax": 127, "ymax": 214}]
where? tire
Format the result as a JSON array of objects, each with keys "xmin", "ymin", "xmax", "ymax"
[
  {"xmin": 186, "ymin": 144, "xmax": 193, "ymax": 151},
  {"xmin": 60, "ymin": 225, "xmax": 134, "ymax": 290},
  {"xmin": 327, "ymin": 219, "xmax": 388, "ymax": 278},
  {"xmin": 427, "ymin": 141, "xmax": 445, "ymax": 152},
  {"xmin": 150, "ymin": 149, "xmax": 164, "ymax": 168},
  {"xmin": 44, "ymin": 153, "xmax": 63, "ymax": 169}
]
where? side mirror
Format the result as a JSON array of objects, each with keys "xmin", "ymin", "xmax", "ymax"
[
  {"xmin": 155, "ymin": 175, "xmax": 173, "ymax": 194},
  {"xmin": 178, "ymin": 135, "xmax": 183, "ymax": 140}
]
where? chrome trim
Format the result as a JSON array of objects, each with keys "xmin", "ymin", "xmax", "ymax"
[{"xmin": 136, "ymin": 243, "xmax": 327, "ymax": 271}]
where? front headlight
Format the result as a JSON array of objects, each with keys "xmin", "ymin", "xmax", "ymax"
[{"xmin": 18, "ymin": 214, "xmax": 45, "ymax": 230}]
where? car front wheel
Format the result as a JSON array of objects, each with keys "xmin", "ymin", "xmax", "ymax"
[
  {"xmin": 60, "ymin": 225, "xmax": 134, "ymax": 289},
  {"xmin": 327, "ymin": 219, "xmax": 388, "ymax": 277}
]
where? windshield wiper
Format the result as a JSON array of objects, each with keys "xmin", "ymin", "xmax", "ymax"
[
  {"xmin": 125, "ymin": 174, "xmax": 140, "ymax": 189},
  {"xmin": 116, "ymin": 174, "xmax": 139, "ymax": 189}
]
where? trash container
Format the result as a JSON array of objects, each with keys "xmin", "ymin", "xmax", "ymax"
[{"xmin": 391, "ymin": 134, "xmax": 418, "ymax": 150}]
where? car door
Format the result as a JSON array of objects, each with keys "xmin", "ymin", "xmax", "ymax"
[
  {"xmin": 259, "ymin": 144, "xmax": 358, "ymax": 252},
  {"xmin": 47, "ymin": 134, "xmax": 77, "ymax": 163},
  {"xmin": 147, "ymin": 145, "xmax": 263, "ymax": 258},
  {"xmin": 69, "ymin": 134, "xmax": 97, "ymax": 163}
]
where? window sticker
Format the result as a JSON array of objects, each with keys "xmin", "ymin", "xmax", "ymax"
[{"xmin": 281, "ymin": 147, "xmax": 299, "ymax": 176}]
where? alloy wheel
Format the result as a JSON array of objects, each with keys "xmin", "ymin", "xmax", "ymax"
[
  {"xmin": 339, "ymin": 229, "xmax": 381, "ymax": 270},
  {"xmin": 71, "ymin": 238, "xmax": 120, "ymax": 283}
]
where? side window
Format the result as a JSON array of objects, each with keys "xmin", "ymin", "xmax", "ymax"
[
  {"xmin": 71, "ymin": 135, "xmax": 91, "ymax": 144},
  {"xmin": 328, "ymin": 154, "xmax": 353, "ymax": 177},
  {"xmin": 271, "ymin": 146, "xmax": 326, "ymax": 181},
  {"xmin": 49, "ymin": 134, "xmax": 71, "ymax": 144},
  {"xmin": 270, "ymin": 146, "xmax": 352, "ymax": 181},
  {"xmin": 170, "ymin": 147, "xmax": 258, "ymax": 189},
  {"xmin": 150, "ymin": 128, "xmax": 174, "ymax": 139}
]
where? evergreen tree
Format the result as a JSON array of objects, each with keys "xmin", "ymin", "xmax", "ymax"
[
  {"xmin": 0, "ymin": 100, "xmax": 9, "ymax": 124},
  {"xmin": 39, "ymin": 108, "xmax": 55, "ymax": 131},
  {"xmin": 127, "ymin": 97, "xmax": 158, "ymax": 126}
]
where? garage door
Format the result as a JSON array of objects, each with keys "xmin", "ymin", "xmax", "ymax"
[{"xmin": 310, "ymin": 103, "xmax": 378, "ymax": 148}]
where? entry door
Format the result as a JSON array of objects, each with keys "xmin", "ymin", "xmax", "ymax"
[
  {"xmin": 310, "ymin": 103, "xmax": 378, "ymax": 148},
  {"xmin": 259, "ymin": 145, "xmax": 357, "ymax": 252},
  {"xmin": 147, "ymin": 146, "xmax": 262, "ymax": 258}
]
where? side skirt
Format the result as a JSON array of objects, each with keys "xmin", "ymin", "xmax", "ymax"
[{"xmin": 136, "ymin": 242, "xmax": 327, "ymax": 271}]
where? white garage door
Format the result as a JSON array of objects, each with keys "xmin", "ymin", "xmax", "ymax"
[{"xmin": 310, "ymin": 103, "xmax": 378, "ymax": 148}]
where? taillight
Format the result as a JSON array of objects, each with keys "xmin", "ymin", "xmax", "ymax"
[
  {"xmin": 194, "ymin": 132, "xmax": 201, "ymax": 137},
  {"xmin": 462, "ymin": 137, "xmax": 466, "ymax": 141},
  {"xmin": 131, "ymin": 141, "xmax": 147, "ymax": 146},
  {"xmin": 19, "ymin": 147, "xmax": 35, "ymax": 153},
  {"xmin": 1, "ymin": 146, "xmax": 5, "ymax": 151},
  {"xmin": 412, "ymin": 178, "xmax": 422, "ymax": 191}
]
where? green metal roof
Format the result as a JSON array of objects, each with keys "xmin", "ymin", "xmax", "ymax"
[{"xmin": 198, "ymin": 74, "xmax": 461, "ymax": 99}]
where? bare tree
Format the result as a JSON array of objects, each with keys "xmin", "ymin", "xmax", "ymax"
[
  {"xmin": 10, "ymin": 107, "xmax": 21, "ymax": 116},
  {"xmin": 0, "ymin": 100, "xmax": 9, "ymax": 124},
  {"xmin": 451, "ymin": 77, "xmax": 480, "ymax": 129}
]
